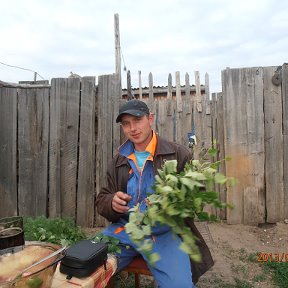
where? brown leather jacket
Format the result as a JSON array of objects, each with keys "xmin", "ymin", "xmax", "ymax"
[{"xmin": 96, "ymin": 135, "xmax": 214, "ymax": 283}]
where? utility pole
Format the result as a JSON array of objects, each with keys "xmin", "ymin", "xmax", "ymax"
[{"xmin": 114, "ymin": 13, "xmax": 121, "ymax": 82}]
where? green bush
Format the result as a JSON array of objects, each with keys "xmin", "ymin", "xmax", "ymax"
[{"xmin": 23, "ymin": 216, "xmax": 86, "ymax": 246}]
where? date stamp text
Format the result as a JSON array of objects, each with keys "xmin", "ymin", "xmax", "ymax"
[{"xmin": 257, "ymin": 252, "xmax": 288, "ymax": 262}]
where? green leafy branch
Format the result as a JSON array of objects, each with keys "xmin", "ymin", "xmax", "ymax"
[{"xmin": 125, "ymin": 147, "xmax": 235, "ymax": 265}]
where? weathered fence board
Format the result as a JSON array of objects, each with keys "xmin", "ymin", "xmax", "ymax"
[
  {"xmin": 211, "ymin": 93, "xmax": 226, "ymax": 219},
  {"xmin": 49, "ymin": 78, "xmax": 80, "ymax": 218},
  {"xmin": 175, "ymin": 71, "xmax": 184, "ymax": 145},
  {"xmin": 158, "ymin": 73, "xmax": 174, "ymax": 142},
  {"xmin": 245, "ymin": 67, "xmax": 265, "ymax": 224},
  {"xmin": 96, "ymin": 74, "xmax": 121, "ymax": 226},
  {"xmin": 156, "ymin": 98, "xmax": 174, "ymax": 142},
  {"xmin": 253, "ymin": 68, "xmax": 266, "ymax": 224},
  {"xmin": 282, "ymin": 64, "xmax": 288, "ymax": 219},
  {"xmin": 111, "ymin": 74, "xmax": 121, "ymax": 156},
  {"xmin": 77, "ymin": 77, "xmax": 96, "ymax": 227},
  {"xmin": 184, "ymin": 73, "xmax": 193, "ymax": 148},
  {"xmin": 222, "ymin": 68, "xmax": 249, "ymax": 224},
  {"xmin": 0, "ymin": 87, "xmax": 17, "ymax": 217},
  {"xmin": 18, "ymin": 87, "xmax": 49, "ymax": 216},
  {"xmin": 49, "ymin": 78, "xmax": 64, "ymax": 217},
  {"xmin": 193, "ymin": 71, "xmax": 204, "ymax": 159},
  {"xmin": 264, "ymin": 67, "xmax": 284, "ymax": 222},
  {"xmin": 215, "ymin": 93, "xmax": 227, "ymax": 219}
]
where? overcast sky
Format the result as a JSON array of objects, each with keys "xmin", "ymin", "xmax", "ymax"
[{"xmin": 0, "ymin": 0, "xmax": 287, "ymax": 92}]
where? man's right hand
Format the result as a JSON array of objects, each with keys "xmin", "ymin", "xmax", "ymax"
[{"xmin": 112, "ymin": 191, "xmax": 132, "ymax": 213}]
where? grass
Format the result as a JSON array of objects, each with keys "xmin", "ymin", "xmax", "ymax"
[{"xmin": 264, "ymin": 261, "xmax": 288, "ymax": 288}]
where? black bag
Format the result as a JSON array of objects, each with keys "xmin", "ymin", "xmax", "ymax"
[{"xmin": 60, "ymin": 240, "xmax": 108, "ymax": 278}]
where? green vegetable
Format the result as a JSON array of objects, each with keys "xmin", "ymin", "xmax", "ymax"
[
  {"xmin": 26, "ymin": 276, "xmax": 43, "ymax": 288},
  {"xmin": 125, "ymin": 147, "xmax": 235, "ymax": 265}
]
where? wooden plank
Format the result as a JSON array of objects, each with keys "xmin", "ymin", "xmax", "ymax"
[
  {"xmin": 77, "ymin": 77, "xmax": 96, "ymax": 227},
  {"xmin": 264, "ymin": 67, "xmax": 284, "ymax": 223},
  {"xmin": 175, "ymin": 71, "xmax": 184, "ymax": 145},
  {"xmin": 49, "ymin": 78, "xmax": 66, "ymax": 218},
  {"xmin": 183, "ymin": 73, "xmax": 192, "ymax": 148},
  {"xmin": 222, "ymin": 68, "xmax": 246, "ymax": 224},
  {"xmin": 252, "ymin": 68, "xmax": 265, "ymax": 224},
  {"xmin": 223, "ymin": 67, "xmax": 265, "ymax": 224},
  {"xmin": 216, "ymin": 92, "xmax": 227, "ymax": 220},
  {"xmin": 95, "ymin": 75, "xmax": 114, "ymax": 226},
  {"xmin": 243, "ymin": 187, "xmax": 259, "ymax": 225},
  {"xmin": 60, "ymin": 78, "xmax": 81, "ymax": 220},
  {"xmin": 138, "ymin": 71, "xmax": 142, "ymax": 100},
  {"xmin": 157, "ymin": 98, "xmax": 174, "ymax": 142},
  {"xmin": 18, "ymin": 87, "xmax": 49, "ymax": 216},
  {"xmin": 0, "ymin": 87, "xmax": 17, "ymax": 217},
  {"xmin": 204, "ymin": 73, "xmax": 212, "ymax": 150},
  {"xmin": 95, "ymin": 76, "xmax": 105, "ymax": 226},
  {"xmin": 53, "ymin": 78, "xmax": 80, "ymax": 219},
  {"xmin": 242, "ymin": 67, "xmax": 265, "ymax": 224},
  {"xmin": 205, "ymin": 73, "xmax": 210, "ymax": 100},
  {"xmin": 148, "ymin": 72, "xmax": 154, "ymax": 113},
  {"xmin": 193, "ymin": 71, "xmax": 203, "ymax": 159},
  {"xmin": 282, "ymin": 63, "xmax": 288, "ymax": 219},
  {"xmin": 204, "ymin": 100, "xmax": 212, "ymax": 150},
  {"xmin": 211, "ymin": 93, "xmax": 220, "ymax": 217},
  {"xmin": 112, "ymin": 73, "xmax": 121, "ymax": 156},
  {"xmin": 166, "ymin": 73, "xmax": 173, "ymax": 108},
  {"xmin": 175, "ymin": 71, "xmax": 183, "ymax": 112}
]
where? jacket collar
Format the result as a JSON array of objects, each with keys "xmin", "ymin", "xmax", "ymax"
[{"xmin": 115, "ymin": 133, "xmax": 176, "ymax": 168}]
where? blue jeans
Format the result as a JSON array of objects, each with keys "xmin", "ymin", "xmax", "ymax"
[{"xmin": 103, "ymin": 226, "xmax": 196, "ymax": 288}]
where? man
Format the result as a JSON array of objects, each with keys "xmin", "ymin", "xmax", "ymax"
[{"xmin": 96, "ymin": 99, "xmax": 213, "ymax": 287}]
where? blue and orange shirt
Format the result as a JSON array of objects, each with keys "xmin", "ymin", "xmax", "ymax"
[
  {"xmin": 120, "ymin": 131, "xmax": 157, "ymax": 211},
  {"xmin": 103, "ymin": 131, "xmax": 170, "ymax": 238}
]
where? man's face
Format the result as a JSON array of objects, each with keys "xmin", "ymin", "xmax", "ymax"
[{"xmin": 120, "ymin": 113, "xmax": 154, "ymax": 151}]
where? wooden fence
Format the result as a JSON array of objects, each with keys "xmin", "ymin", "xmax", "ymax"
[
  {"xmin": 0, "ymin": 65, "xmax": 287, "ymax": 227},
  {"xmin": 0, "ymin": 75, "xmax": 121, "ymax": 227},
  {"xmin": 222, "ymin": 64, "xmax": 288, "ymax": 224}
]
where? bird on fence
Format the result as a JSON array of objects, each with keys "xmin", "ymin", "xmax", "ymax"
[{"xmin": 69, "ymin": 72, "xmax": 82, "ymax": 79}]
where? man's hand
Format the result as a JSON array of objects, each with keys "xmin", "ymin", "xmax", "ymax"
[{"xmin": 112, "ymin": 191, "xmax": 132, "ymax": 213}]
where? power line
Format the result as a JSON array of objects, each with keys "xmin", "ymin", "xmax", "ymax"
[{"xmin": 0, "ymin": 61, "xmax": 45, "ymax": 80}]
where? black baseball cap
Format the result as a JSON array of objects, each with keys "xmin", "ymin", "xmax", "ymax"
[{"xmin": 116, "ymin": 99, "xmax": 150, "ymax": 123}]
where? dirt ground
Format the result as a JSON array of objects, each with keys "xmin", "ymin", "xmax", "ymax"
[
  {"xmin": 196, "ymin": 221, "xmax": 288, "ymax": 287},
  {"xmin": 85, "ymin": 221, "xmax": 288, "ymax": 287}
]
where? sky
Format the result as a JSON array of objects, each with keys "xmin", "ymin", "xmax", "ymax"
[{"xmin": 0, "ymin": 0, "xmax": 287, "ymax": 93}]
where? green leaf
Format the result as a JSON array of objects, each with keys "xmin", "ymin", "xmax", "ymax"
[
  {"xmin": 164, "ymin": 160, "xmax": 177, "ymax": 175},
  {"xmin": 159, "ymin": 185, "xmax": 174, "ymax": 193},
  {"xmin": 192, "ymin": 159, "xmax": 200, "ymax": 167},
  {"xmin": 180, "ymin": 177, "xmax": 204, "ymax": 188},
  {"xmin": 197, "ymin": 211, "xmax": 210, "ymax": 221},
  {"xmin": 185, "ymin": 171, "xmax": 207, "ymax": 180},
  {"xmin": 215, "ymin": 173, "xmax": 227, "ymax": 184},
  {"xmin": 179, "ymin": 241, "xmax": 193, "ymax": 254},
  {"xmin": 208, "ymin": 147, "xmax": 218, "ymax": 157},
  {"xmin": 165, "ymin": 174, "xmax": 178, "ymax": 186},
  {"xmin": 225, "ymin": 156, "xmax": 232, "ymax": 161},
  {"xmin": 150, "ymin": 252, "xmax": 161, "ymax": 265},
  {"xmin": 155, "ymin": 175, "xmax": 164, "ymax": 185}
]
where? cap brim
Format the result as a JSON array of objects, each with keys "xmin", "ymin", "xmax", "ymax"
[{"xmin": 116, "ymin": 110, "xmax": 146, "ymax": 123}]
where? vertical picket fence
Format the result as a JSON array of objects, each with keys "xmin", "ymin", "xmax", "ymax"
[
  {"xmin": 1, "ymin": 64, "xmax": 287, "ymax": 227},
  {"xmin": 222, "ymin": 64, "xmax": 288, "ymax": 224}
]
